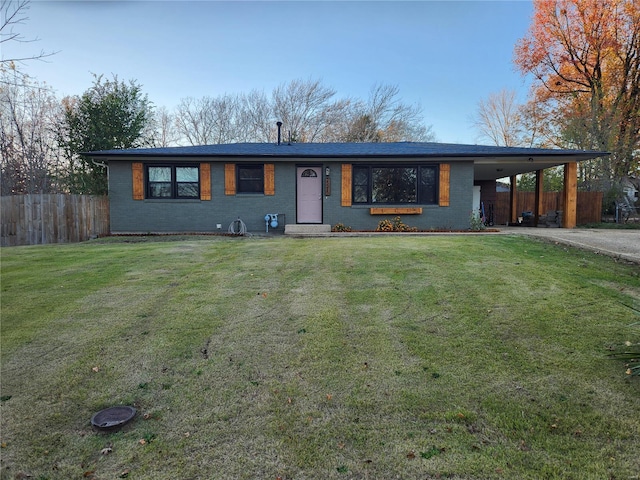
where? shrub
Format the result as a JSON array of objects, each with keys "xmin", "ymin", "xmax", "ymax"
[
  {"xmin": 332, "ymin": 223, "xmax": 352, "ymax": 232},
  {"xmin": 376, "ymin": 218, "xmax": 394, "ymax": 232},
  {"xmin": 375, "ymin": 216, "xmax": 417, "ymax": 232},
  {"xmin": 469, "ymin": 211, "xmax": 486, "ymax": 231}
]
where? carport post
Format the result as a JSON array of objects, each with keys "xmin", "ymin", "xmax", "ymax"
[
  {"xmin": 563, "ymin": 162, "xmax": 577, "ymax": 228},
  {"xmin": 509, "ymin": 175, "xmax": 518, "ymax": 225},
  {"xmin": 534, "ymin": 169, "xmax": 544, "ymax": 227}
]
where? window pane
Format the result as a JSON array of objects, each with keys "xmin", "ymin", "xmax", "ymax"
[
  {"xmin": 372, "ymin": 167, "xmax": 416, "ymax": 203},
  {"xmin": 353, "ymin": 168, "xmax": 369, "ymax": 186},
  {"xmin": 149, "ymin": 167, "xmax": 171, "ymax": 182},
  {"xmin": 353, "ymin": 185, "xmax": 368, "ymax": 203},
  {"xmin": 176, "ymin": 167, "xmax": 198, "ymax": 182},
  {"xmin": 352, "ymin": 166, "xmax": 369, "ymax": 203},
  {"xmin": 149, "ymin": 182, "xmax": 172, "ymax": 198},
  {"xmin": 177, "ymin": 182, "xmax": 199, "ymax": 198},
  {"xmin": 419, "ymin": 167, "xmax": 437, "ymax": 204},
  {"xmin": 238, "ymin": 165, "xmax": 263, "ymax": 193},
  {"xmin": 239, "ymin": 179, "xmax": 263, "ymax": 193},
  {"xmin": 238, "ymin": 165, "xmax": 262, "ymax": 181},
  {"xmin": 147, "ymin": 165, "xmax": 200, "ymax": 199}
]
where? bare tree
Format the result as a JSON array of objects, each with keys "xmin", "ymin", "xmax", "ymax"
[
  {"xmin": 211, "ymin": 94, "xmax": 241, "ymax": 144},
  {"xmin": 345, "ymin": 84, "xmax": 434, "ymax": 142},
  {"xmin": 472, "ymin": 89, "xmax": 524, "ymax": 147},
  {"xmin": 311, "ymin": 97, "xmax": 353, "ymax": 142},
  {"xmin": 174, "ymin": 94, "xmax": 246, "ymax": 145},
  {"xmin": 271, "ymin": 78, "xmax": 340, "ymax": 142},
  {"xmin": 174, "ymin": 97, "xmax": 214, "ymax": 145},
  {"xmin": 237, "ymin": 89, "xmax": 274, "ymax": 142},
  {"xmin": 240, "ymin": 82, "xmax": 351, "ymax": 143},
  {"xmin": 518, "ymin": 96, "xmax": 559, "ymax": 149},
  {"xmin": 147, "ymin": 106, "xmax": 179, "ymax": 147},
  {"xmin": 0, "ymin": 71, "xmax": 64, "ymax": 194},
  {"xmin": 1, "ymin": 0, "xmax": 56, "ymax": 75},
  {"xmin": 172, "ymin": 79, "xmax": 435, "ymax": 145},
  {"xmin": 0, "ymin": 1, "xmax": 63, "ymax": 193}
]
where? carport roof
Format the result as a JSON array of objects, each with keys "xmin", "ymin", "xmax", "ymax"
[{"xmin": 87, "ymin": 142, "xmax": 608, "ymax": 181}]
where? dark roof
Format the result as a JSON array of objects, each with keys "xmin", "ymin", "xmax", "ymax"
[
  {"xmin": 87, "ymin": 141, "xmax": 604, "ymax": 159},
  {"xmin": 86, "ymin": 141, "xmax": 608, "ymax": 181}
]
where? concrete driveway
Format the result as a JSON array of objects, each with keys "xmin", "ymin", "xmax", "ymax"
[{"xmin": 500, "ymin": 227, "xmax": 640, "ymax": 264}]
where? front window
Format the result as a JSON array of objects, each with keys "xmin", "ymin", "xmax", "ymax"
[
  {"xmin": 352, "ymin": 164, "xmax": 438, "ymax": 204},
  {"xmin": 147, "ymin": 165, "xmax": 199, "ymax": 199},
  {"xmin": 237, "ymin": 164, "xmax": 264, "ymax": 193}
]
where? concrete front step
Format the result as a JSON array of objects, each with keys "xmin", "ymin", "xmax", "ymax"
[{"xmin": 284, "ymin": 224, "xmax": 332, "ymax": 235}]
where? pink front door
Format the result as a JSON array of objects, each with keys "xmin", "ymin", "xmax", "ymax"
[{"xmin": 296, "ymin": 167, "xmax": 323, "ymax": 223}]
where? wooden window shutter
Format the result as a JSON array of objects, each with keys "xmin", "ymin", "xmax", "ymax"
[
  {"xmin": 132, "ymin": 162, "xmax": 144, "ymax": 200},
  {"xmin": 439, "ymin": 163, "xmax": 450, "ymax": 207},
  {"xmin": 224, "ymin": 163, "xmax": 236, "ymax": 195},
  {"xmin": 264, "ymin": 163, "xmax": 275, "ymax": 195},
  {"xmin": 200, "ymin": 163, "xmax": 211, "ymax": 200},
  {"xmin": 341, "ymin": 164, "xmax": 352, "ymax": 207}
]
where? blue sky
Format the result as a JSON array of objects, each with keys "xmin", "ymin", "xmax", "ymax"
[{"xmin": 4, "ymin": 0, "xmax": 534, "ymax": 144}]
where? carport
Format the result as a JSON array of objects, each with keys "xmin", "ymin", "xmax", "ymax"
[{"xmin": 472, "ymin": 148, "xmax": 609, "ymax": 228}]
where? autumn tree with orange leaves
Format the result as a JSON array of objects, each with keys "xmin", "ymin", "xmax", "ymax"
[{"xmin": 515, "ymin": 0, "xmax": 640, "ymax": 187}]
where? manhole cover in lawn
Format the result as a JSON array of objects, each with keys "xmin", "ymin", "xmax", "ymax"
[{"xmin": 91, "ymin": 406, "xmax": 136, "ymax": 430}]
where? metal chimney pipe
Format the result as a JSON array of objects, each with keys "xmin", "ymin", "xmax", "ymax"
[{"xmin": 276, "ymin": 122, "xmax": 283, "ymax": 145}]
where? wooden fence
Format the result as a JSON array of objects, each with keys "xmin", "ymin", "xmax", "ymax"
[
  {"xmin": 1, "ymin": 194, "xmax": 110, "ymax": 246},
  {"xmin": 494, "ymin": 191, "xmax": 603, "ymax": 225}
]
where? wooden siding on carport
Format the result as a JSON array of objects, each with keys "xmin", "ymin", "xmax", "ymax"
[{"xmin": 493, "ymin": 191, "xmax": 602, "ymax": 225}]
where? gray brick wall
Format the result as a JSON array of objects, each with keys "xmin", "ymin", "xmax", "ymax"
[
  {"xmin": 323, "ymin": 161, "xmax": 473, "ymax": 231},
  {"xmin": 109, "ymin": 160, "xmax": 475, "ymax": 234}
]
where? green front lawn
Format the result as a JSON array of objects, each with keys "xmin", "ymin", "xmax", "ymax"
[{"xmin": 1, "ymin": 235, "xmax": 639, "ymax": 479}]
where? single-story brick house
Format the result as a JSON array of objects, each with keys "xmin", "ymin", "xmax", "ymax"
[{"xmin": 87, "ymin": 142, "xmax": 606, "ymax": 234}]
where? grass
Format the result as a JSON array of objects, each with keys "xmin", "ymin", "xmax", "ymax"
[{"xmin": 1, "ymin": 235, "xmax": 639, "ymax": 479}]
